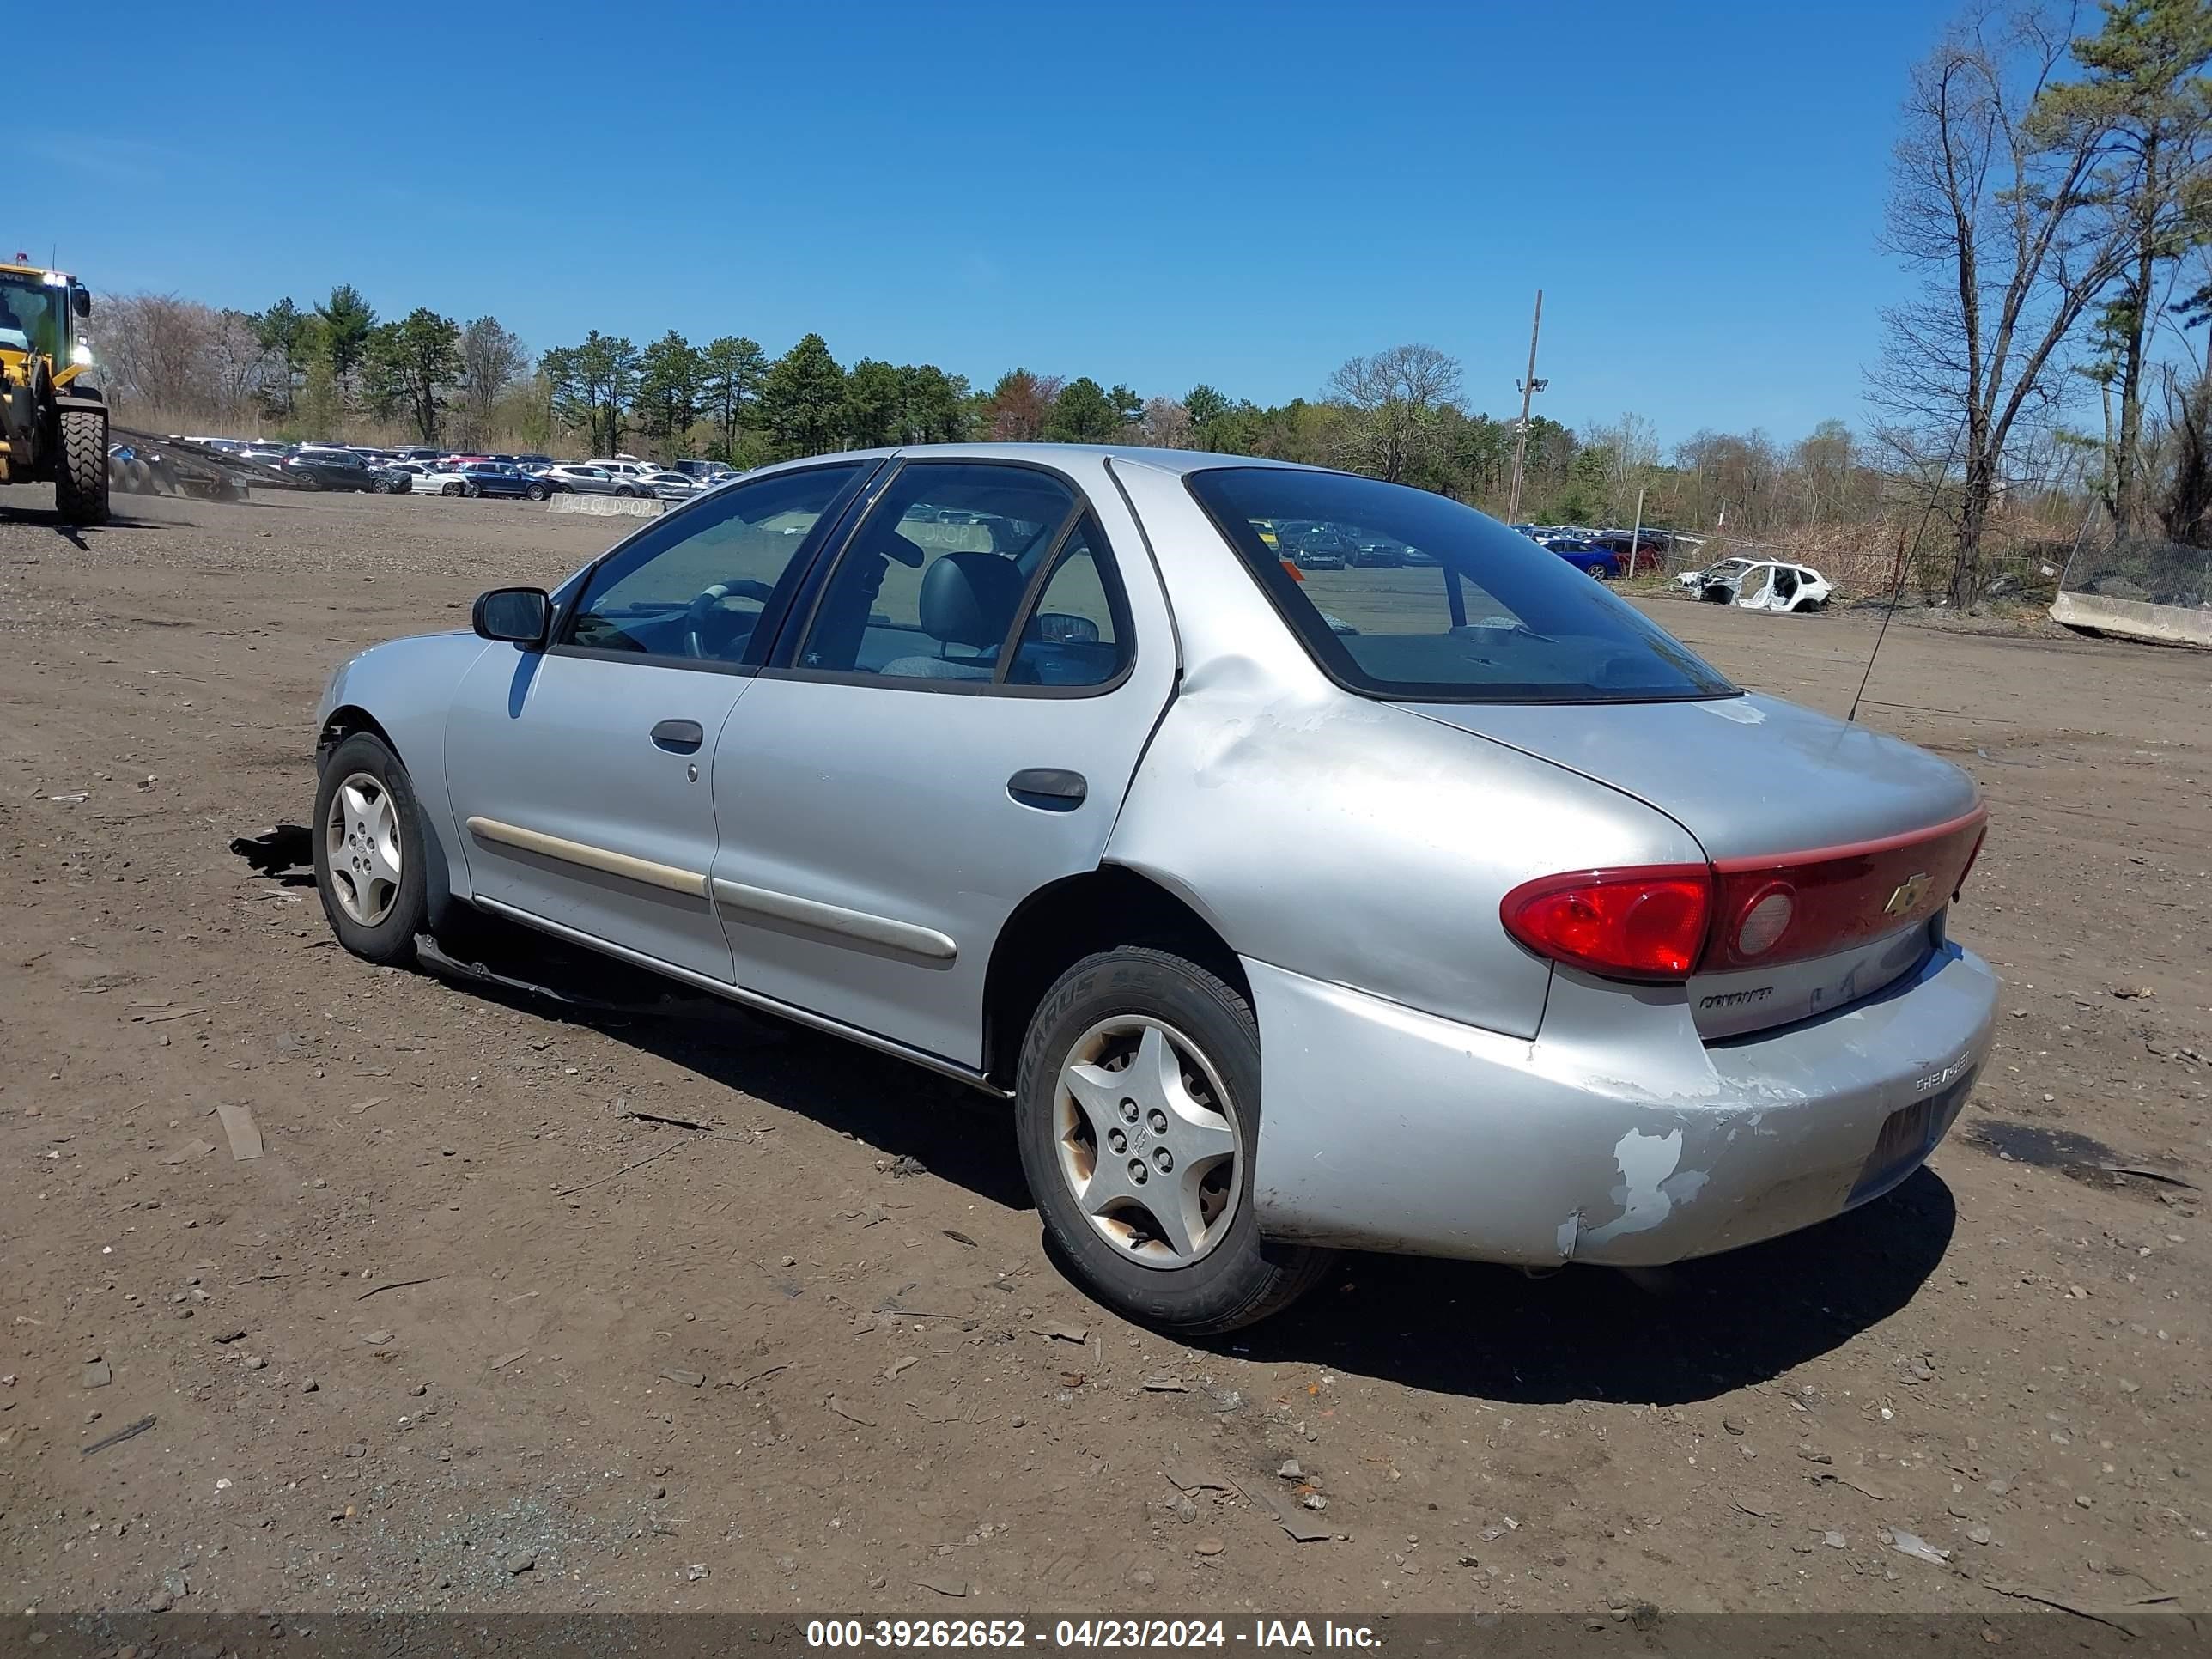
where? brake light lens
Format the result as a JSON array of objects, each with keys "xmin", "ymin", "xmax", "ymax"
[
  {"xmin": 1500, "ymin": 866, "xmax": 1713, "ymax": 982},
  {"xmin": 1502, "ymin": 808, "xmax": 1989, "ymax": 984},
  {"xmin": 1703, "ymin": 807, "xmax": 1987, "ymax": 973}
]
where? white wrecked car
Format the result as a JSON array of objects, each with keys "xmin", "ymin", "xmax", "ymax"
[{"xmin": 1678, "ymin": 557, "xmax": 1832, "ymax": 612}]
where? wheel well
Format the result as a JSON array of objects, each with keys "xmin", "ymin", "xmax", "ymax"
[
  {"xmin": 982, "ymin": 866, "xmax": 1248, "ymax": 1090},
  {"xmin": 318, "ymin": 704, "xmax": 400, "ymax": 770}
]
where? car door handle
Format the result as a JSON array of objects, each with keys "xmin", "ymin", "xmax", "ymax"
[
  {"xmin": 650, "ymin": 719, "xmax": 705, "ymax": 754},
  {"xmin": 1008, "ymin": 768, "xmax": 1086, "ymax": 810}
]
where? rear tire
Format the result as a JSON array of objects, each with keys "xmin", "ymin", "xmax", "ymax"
[
  {"xmin": 55, "ymin": 408, "xmax": 112, "ymax": 526},
  {"xmin": 312, "ymin": 733, "xmax": 428, "ymax": 967},
  {"xmin": 1016, "ymin": 947, "xmax": 1333, "ymax": 1334}
]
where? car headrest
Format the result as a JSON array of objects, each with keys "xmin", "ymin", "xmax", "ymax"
[{"xmin": 919, "ymin": 553, "xmax": 1026, "ymax": 649}]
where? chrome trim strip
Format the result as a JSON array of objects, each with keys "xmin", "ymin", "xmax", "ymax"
[
  {"xmin": 465, "ymin": 816, "xmax": 708, "ymax": 899},
  {"xmin": 467, "ymin": 896, "xmax": 1003, "ymax": 1095},
  {"xmin": 708, "ymin": 878, "xmax": 957, "ymax": 963}
]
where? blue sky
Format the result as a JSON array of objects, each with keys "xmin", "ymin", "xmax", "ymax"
[{"xmin": 33, "ymin": 0, "xmax": 1950, "ymax": 447}]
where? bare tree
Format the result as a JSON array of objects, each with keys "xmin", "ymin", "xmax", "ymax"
[
  {"xmin": 1583, "ymin": 410, "xmax": 1661, "ymax": 522},
  {"xmin": 457, "ymin": 317, "xmax": 529, "ymax": 449},
  {"xmin": 1326, "ymin": 344, "xmax": 1463, "ymax": 483},
  {"xmin": 99, "ymin": 294, "xmax": 215, "ymax": 416},
  {"xmin": 1874, "ymin": 3, "xmax": 2144, "ymax": 605},
  {"xmin": 1138, "ymin": 396, "xmax": 1191, "ymax": 448},
  {"xmin": 1793, "ymin": 419, "xmax": 1859, "ymax": 523},
  {"xmin": 204, "ymin": 309, "xmax": 277, "ymax": 428}
]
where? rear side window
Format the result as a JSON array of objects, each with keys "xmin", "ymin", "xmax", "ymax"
[
  {"xmin": 1187, "ymin": 467, "xmax": 1735, "ymax": 703},
  {"xmin": 1008, "ymin": 517, "xmax": 1129, "ymax": 688},
  {"xmin": 794, "ymin": 463, "xmax": 1081, "ymax": 682}
]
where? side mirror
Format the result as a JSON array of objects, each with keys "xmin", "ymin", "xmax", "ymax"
[
  {"xmin": 72, "ymin": 287, "xmax": 92, "ymax": 319},
  {"xmin": 1034, "ymin": 612, "xmax": 1101, "ymax": 645},
  {"xmin": 472, "ymin": 586, "xmax": 550, "ymax": 647}
]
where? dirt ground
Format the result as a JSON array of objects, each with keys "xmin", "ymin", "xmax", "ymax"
[{"xmin": 0, "ymin": 483, "xmax": 2205, "ymax": 1622}]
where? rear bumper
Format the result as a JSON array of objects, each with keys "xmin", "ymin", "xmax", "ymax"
[{"xmin": 1244, "ymin": 939, "xmax": 1996, "ymax": 1266}]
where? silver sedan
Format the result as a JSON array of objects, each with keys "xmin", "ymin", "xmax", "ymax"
[{"xmin": 311, "ymin": 445, "xmax": 1996, "ymax": 1332}]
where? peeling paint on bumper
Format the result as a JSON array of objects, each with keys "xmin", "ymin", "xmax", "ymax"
[{"xmin": 1244, "ymin": 939, "xmax": 1997, "ymax": 1266}]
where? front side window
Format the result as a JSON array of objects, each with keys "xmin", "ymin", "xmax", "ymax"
[
  {"xmin": 1187, "ymin": 467, "xmax": 1735, "ymax": 703},
  {"xmin": 562, "ymin": 463, "xmax": 864, "ymax": 664},
  {"xmin": 793, "ymin": 463, "xmax": 1087, "ymax": 683}
]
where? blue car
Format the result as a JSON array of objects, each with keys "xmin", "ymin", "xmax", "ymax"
[
  {"xmin": 1538, "ymin": 535, "xmax": 1621, "ymax": 580},
  {"xmin": 455, "ymin": 463, "xmax": 541, "ymax": 500}
]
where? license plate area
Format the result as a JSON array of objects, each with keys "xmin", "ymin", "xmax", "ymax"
[{"xmin": 1849, "ymin": 1072, "xmax": 1974, "ymax": 1206}]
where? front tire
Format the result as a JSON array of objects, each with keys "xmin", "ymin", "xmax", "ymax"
[
  {"xmin": 526, "ymin": 482, "xmax": 547, "ymax": 501},
  {"xmin": 312, "ymin": 733, "xmax": 428, "ymax": 967},
  {"xmin": 56, "ymin": 408, "xmax": 112, "ymax": 526},
  {"xmin": 1016, "ymin": 947, "xmax": 1332, "ymax": 1334},
  {"xmin": 442, "ymin": 481, "xmax": 464, "ymax": 496}
]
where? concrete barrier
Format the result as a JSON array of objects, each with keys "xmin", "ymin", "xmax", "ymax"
[
  {"xmin": 2051, "ymin": 590, "xmax": 2212, "ymax": 649},
  {"xmin": 549, "ymin": 494, "xmax": 665, "ymax": 519}
]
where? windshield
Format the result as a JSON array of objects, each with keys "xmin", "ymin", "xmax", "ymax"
[
  {"xmin": 0, "ymin": 272, "xmax": 66, "ymax": 358},
  {"xmin": 1188, "ymin": 467, "xmax": 1736, "ymax": 704}
]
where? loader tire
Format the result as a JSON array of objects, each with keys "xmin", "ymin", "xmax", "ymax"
[{"xmin": 56, "ymin": 410, "xmax": 112, "ymax": 526}]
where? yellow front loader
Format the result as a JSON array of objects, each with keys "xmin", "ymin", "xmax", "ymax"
[{"xmin": 0, "ymin": 260, "xmax": 107, "ymax": 525}]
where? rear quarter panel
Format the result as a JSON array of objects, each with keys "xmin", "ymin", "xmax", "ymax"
[
  {"xmin": 1108, "ymin": 678, "xmax": 1705, "ymax": 1040},
  {"xmin": 1101, "ymin": 459, "xmax": 1703, "ymax": 1042}
]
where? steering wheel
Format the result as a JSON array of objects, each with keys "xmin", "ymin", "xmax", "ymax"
[{"xmin": 683, "ymin": 580, "xmax": 776, "ymax": 659}]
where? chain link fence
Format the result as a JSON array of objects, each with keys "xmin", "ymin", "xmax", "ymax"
[{"xmin": 2052, "ymin": 535, "xmax": 2212, "ymax": 646}]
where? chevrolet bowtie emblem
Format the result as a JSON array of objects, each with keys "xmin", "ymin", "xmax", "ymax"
[{"xmin": 1885, "ymin": 872, "xmax": 1931, "ymax": 915}]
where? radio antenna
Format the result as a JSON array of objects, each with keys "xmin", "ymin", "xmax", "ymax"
[{"xmin": 1848, "ymin": 416, "xmax": 1969, "ymax": 725}]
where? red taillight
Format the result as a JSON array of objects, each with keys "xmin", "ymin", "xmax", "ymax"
[
  {"xmin": 1503, "ymin": 808, "xmax": 1989, "ymax": 984},
  {"xmin": 1704, "ymin": 807, "xmax": 1987, "ymax": 973},
  {"xmin": 1500, "ymin": 866, "xmax": 1713, "ymax": 982},
  {"xmin": 1954, "ymin": 825, "xmax": 1987, "ymax": 896}
]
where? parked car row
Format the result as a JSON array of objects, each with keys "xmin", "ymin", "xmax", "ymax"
[{"xmin": 177, "ymin": 435, "xmax": 739, "ymax": 503}]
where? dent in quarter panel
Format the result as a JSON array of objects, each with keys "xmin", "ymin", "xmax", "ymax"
[{"xmin": 1105, "ymin": 664, "xmax": 1702, "ymax": 1042}]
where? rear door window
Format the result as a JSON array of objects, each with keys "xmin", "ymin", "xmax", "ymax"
[
  {"xmin": 1006, "ymin": 516, "xmax": 1131, "ymax": 688},
  {"xmin": 791, "ymin": 462, "xmax": 1083, "ymax": 684},
  {"xmin": 1187, "ymin": 467, "xmax": 1735, "ymax": 703}
]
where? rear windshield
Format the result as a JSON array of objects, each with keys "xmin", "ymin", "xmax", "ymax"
[{"xmin": 1188, "ymin": 468, "xmax": 1736, "ymax": 703}]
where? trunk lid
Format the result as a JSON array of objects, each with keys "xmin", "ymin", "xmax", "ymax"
[{"xmin": 1401, "ymin": 692, "xmax": 1985, "ymax": 1038}]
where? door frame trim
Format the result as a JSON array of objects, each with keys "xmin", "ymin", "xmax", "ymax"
[
  {"xmin": 709, "ymin": 877, "xmax": 957, "ymax": 962},
  {"xmin": 469, "ymin": 895, "xmax": 1004, "ymax": 1095},
  {"xmin": 465, "ymin": 816, "xmax": 708, "ymax": 898}
]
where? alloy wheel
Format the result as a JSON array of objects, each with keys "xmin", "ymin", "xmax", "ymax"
[
  {"xmin": 325, "ymin": 772, "xmax": 403, "ymax": 927},
  {"xmin": 1054, "ymin": 1016, "xmax": 1243, "ymax": 1269}
]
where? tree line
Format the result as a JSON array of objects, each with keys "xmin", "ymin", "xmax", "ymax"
[{"xmin": 94, "ymin": 286, "xmax": 1930, "ymax": 537}]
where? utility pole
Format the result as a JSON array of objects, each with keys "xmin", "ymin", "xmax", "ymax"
[
  {"xmin": 1626, "ymin": 486, "xmax": 1646, "ymax": 577},
  {"xmin": 1504, "ymin": 289, "xmax": 1545, "ymax": 525}
]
